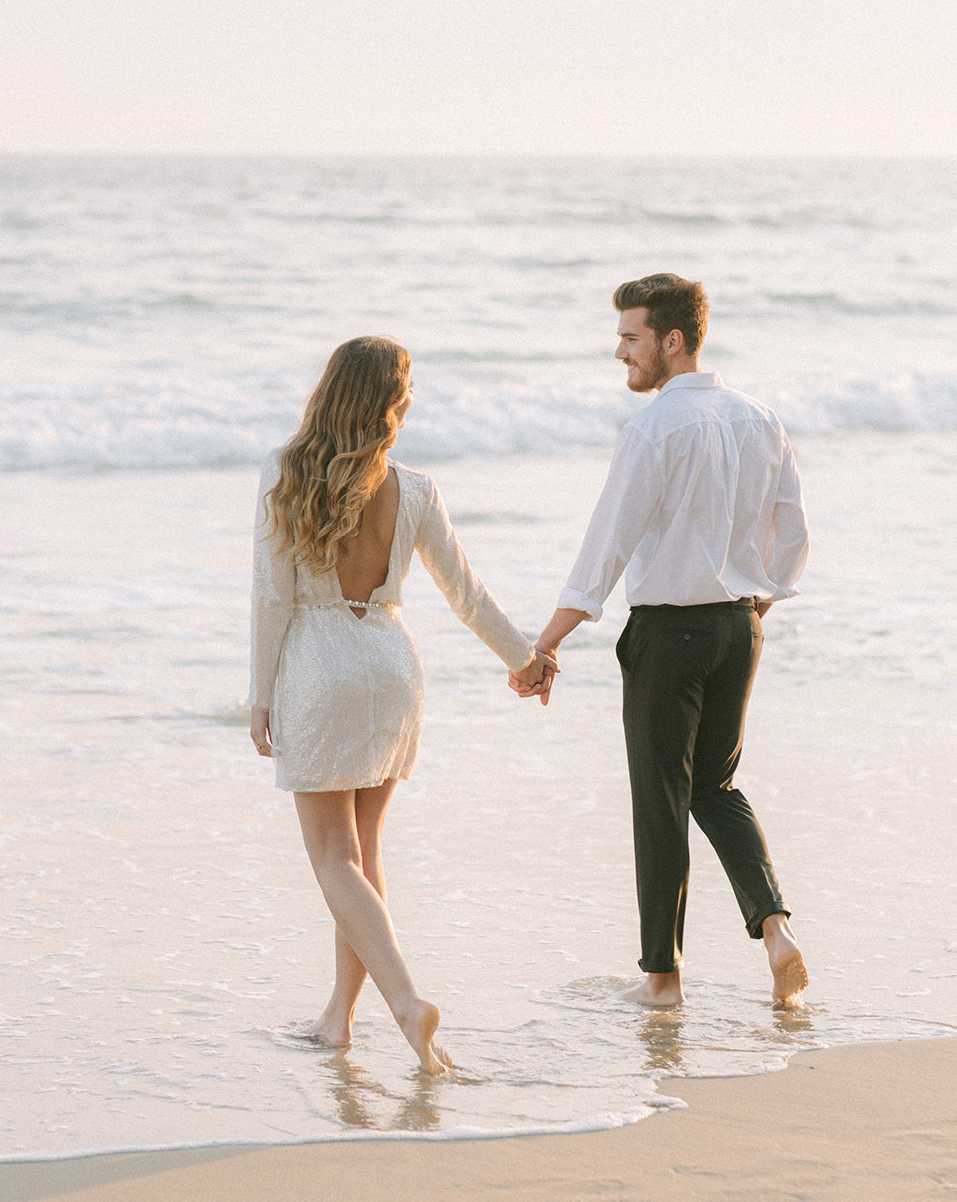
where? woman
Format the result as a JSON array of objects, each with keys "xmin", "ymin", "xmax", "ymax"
[{"xmin": 249, "ymin": 336, "xmax": 553, "ymax": 1075}]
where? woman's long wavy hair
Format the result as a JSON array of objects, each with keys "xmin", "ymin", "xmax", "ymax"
[{"xmin": 266, "ymin": 336, "xmax": 411, "ymax": 574}]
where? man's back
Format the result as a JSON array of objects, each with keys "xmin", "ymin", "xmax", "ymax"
[
  {"xmin": 630, "ymin": 374, "xmax": 806, "ymax": 604},
  {"xmin": 557, "ymin": 372, "xmax": 808, "ymax": 614}
]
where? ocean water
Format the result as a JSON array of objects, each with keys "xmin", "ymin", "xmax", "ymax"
[
  {"xmin": 3, "ymin": 154, "xmax": 957, "ymax": 472},
  {"xmin": 2, "ymin": 155, "xmax": 956, "ymax": 1161}
]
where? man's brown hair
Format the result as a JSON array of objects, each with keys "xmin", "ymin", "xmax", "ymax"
[{"xmin": 613, "ymin": 274, "xmax": 709, "ymax": 356}]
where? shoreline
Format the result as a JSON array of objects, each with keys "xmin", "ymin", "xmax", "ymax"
[{"xmin": 6, "ymin": 1036, "xmax": 956, "ymax": 1202}]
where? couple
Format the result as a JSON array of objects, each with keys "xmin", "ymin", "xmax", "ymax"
[{"xmin": 249, "ymin": 274, "xmax": 810, "ymax": 1077}]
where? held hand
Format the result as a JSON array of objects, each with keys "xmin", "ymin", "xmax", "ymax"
[
  {"xmin": 508, "ymin": 647, "xmax": 559, "ymax": 707},
  {"xmin": 508, "ymin": 611, "xmax": 583, "ymax": 707},
  {"xmin": 250, "ymin": 708, "xmax": 273, "ymax": 756}
]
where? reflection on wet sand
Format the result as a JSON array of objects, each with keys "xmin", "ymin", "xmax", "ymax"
[
  {"xmin": 633, "ymin": 1007, "xmax": 686, "ymax": 1075},
  {"xmin": 772, "ymin": 1004, "xmax": 817, "ymax": 1040},
  {"xmin": 315, "ymin": 1049, "xmax": 444, "ymax": 1133},
  {"xmin": 631, "ymin": 1000, "xmax": 817, "ymax": 1078}
]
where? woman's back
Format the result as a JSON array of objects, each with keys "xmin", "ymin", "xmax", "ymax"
[{"xmin": 334, "ymin": 467, "xmax": 400, "ymax": 611}]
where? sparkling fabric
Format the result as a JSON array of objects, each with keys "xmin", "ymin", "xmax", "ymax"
[{"xmin": 250, "ymin": 451, "xmax": 534, "ymax": 791}]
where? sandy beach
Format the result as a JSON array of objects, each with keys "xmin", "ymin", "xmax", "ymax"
[{"xmin": 4, "ymin": 1037, "xmax": 954, "ymax": 1202}]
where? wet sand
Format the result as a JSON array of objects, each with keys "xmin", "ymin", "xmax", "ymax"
[
  {"xmin": 4, "ymin": 446, "xmax": 957, "ymax": 1158},
  {"xmin": 5, "ymin": 1037, "xmax": 955, "ymax": 1202}
]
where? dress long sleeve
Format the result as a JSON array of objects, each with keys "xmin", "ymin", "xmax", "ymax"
[
  {"xmin": 249, "ymin": 450, "xmax": 296, "ymax": 711},
  {"xmin": 414, "ymin": 479, "xmax": 534, "ymax": 671}
]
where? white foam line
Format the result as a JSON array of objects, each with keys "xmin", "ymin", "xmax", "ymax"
[{"xmin": 0, "ymin": 1101, "xmax": 679, "ymax": 1164}]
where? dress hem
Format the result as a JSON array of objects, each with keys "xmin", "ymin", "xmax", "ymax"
[{"xmin": 275, "ymin": 767, "xmax": 416, "ymax": 794}]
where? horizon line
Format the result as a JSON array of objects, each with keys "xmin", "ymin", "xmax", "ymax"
[{"xmin": 1, "ymin": 148, "xmax": 956, "ymax": 161}]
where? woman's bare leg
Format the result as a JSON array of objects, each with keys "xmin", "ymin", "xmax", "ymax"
[
  {"xmin": 300, "ymin": 781, "xmax": 395, "ymax": 1045},
  {"xmin": 294, "ymin": 786, "xmax": 450, "ymax": 1074}
]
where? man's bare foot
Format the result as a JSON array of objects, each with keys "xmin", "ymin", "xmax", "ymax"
[
  {"xmin": 762, "ymin": 913, "xmax": 809, "ymax": 1006},
  {"xmin": 397, "ymin": 999, "xmax": 451, "ymax": 1075},
  {"xmin": 618, "ymin": 970, "xmax": 685, "ymax": 1007}
]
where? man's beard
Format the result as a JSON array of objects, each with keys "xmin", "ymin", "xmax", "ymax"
[{"xmin": 625, "ymin": 345, "xmax": 668, "ymax": 392}]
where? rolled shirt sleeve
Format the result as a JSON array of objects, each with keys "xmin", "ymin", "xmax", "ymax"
[
  {"xmin": 557, "ymin": 424, "xmax": 661, "ymax": 621},
  {"xmin": 764, "ymin": 438, "xmax": 810, "ymax": 601}
]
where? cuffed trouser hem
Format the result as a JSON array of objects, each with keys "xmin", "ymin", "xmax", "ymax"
[
  {"xmin": 619, "ymin": 599, "xmax": 788, "ymax": 970},
  {"xmin": 638, "ymin": 958, "xmax": 684, "ymax": 974},
  {"xmin": 745, "ymin": 904, "xmax": 791, "ymax": 940}
]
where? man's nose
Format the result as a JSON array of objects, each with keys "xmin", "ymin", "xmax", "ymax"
[{"xmin": 615, "ymin": 341, "xmax": 628, "ymax": 359}]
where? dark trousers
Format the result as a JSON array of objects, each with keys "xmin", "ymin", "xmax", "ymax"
[{"xmin": 616, "ymin": 598, "xmax": 788, "ymax": 974}]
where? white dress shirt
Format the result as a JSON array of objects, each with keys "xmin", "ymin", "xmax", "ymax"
[{"xmin": 557, "ymin": 373, "xmax": 809, "ymax": 619}]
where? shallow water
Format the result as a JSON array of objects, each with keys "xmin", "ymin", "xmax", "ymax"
[{"xmin": 3, "ymin": 438, "xmax": 956, "ymax": 1159}]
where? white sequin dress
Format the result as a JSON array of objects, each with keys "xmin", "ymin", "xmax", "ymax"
[{"xmin": 250, "ymin": 450, "xmax": 534, "ymax": 792}]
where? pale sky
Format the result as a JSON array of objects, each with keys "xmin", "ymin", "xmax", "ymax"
[{"xmin": 1, "ymin": 0, "xmax": 955, "ymax": 157}]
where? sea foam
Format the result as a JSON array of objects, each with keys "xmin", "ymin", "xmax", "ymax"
[{"xmin": 2, "ymin": 369, "xmax": 956, "ymax": 472}]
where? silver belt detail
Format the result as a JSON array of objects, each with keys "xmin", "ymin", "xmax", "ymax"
[{"xmin": 294, "ymin": 599, "xmax": 397, "ymax": 611}]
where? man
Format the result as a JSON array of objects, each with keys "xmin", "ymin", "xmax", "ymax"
[{"xmin": 518, "ymin": 274, "xmax": 809, "ymax": 1006}]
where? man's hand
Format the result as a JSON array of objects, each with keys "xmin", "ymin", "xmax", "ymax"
[
  {"xmin": 508, "ymin": 648, "xmax": 559, "ymax": 706},
  {"xmin": 507, "ymin": 611, "xmax": 585, "ymax": 708},
  {"xmin": 756, "ymin": 600, "xmax": 773, "ymax": 618},
  {"xmin": 250, "ymin": 708, "xmax": 273, "ymax": 756}
]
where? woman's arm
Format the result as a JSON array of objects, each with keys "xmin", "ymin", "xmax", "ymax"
[
  {"xmin": 250, "ymin": 707, "xmax": 273, "ymax": 756},
  {"xmin": 414, "ymin": 478, "xmax": 537, "ymax": 673},
  {"xmin": 249, "ymin": 452, "xmax": 295, "ymax": 751}
]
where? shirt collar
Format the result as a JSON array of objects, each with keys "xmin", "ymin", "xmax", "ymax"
[{"xmin": 656, "ymin": 372, "xmax": 723, "ymax": 397}]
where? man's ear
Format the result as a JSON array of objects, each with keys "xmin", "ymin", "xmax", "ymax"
[{"xmin": 664, "ymin": 328, "xmax": 685, "ymax": 356}]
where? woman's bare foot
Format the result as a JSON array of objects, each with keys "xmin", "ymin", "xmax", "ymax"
[
  {"xmin": 295, "ymin": 1014, "xmax": 353, "ymax": 1046},
  {"xmin": 397, "ymin": 999, "xmax": 451, "ymax": 1075},
  {"xmin": 762, "ymin": 913, "xmax": 809, "ymax": 1006},
  {"xmin": 618, "ymin": 970, "xmax": 685, "ymax": 1007},
  {"xmin": 432, "ymin": 1039, "xmax": 454, "ymax": 1071}
]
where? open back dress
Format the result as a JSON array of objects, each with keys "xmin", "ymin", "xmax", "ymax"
[{"xmin": 250, "ymin": 450, "xmax": 533, "ymax": 792}]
